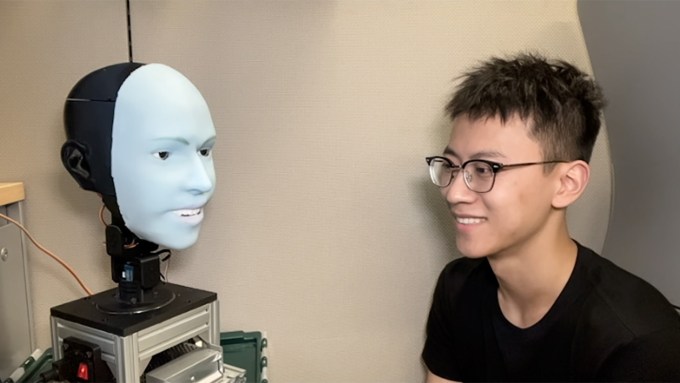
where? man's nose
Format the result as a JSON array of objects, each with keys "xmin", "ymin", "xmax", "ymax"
[{"xmin": 444, "ymin": 170, "xmax": 475, "ymax": 204}]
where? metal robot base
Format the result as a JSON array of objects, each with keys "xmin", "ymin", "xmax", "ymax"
[{"xmin": 50, "ymin": 283, "xmax": 244, "ymax": 383}]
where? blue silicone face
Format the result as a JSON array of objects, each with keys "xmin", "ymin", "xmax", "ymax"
[{"xmin": 111, "ymin": 64, "xmax": 216, "ymax": 250}]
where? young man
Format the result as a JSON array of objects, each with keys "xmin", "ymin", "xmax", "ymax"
[{"xmin": 422, "ymin": 53, "xmax": 680, "ymax": 382}]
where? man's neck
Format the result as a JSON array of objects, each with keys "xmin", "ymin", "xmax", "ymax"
[{"xmin": 488, "ymin": 229, "xmax": 578, "ymax": 329}]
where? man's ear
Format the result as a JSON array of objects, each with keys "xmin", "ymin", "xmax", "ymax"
[
  {"xmin": 552, "ymin": 160, "xmax": 590, "ymax": 209},
  {"xmin": 61, "ymin": 140, "xmax": 95, "ymax": 191}
]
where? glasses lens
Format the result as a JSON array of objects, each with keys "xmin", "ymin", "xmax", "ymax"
[
  {"xmin": 464, "ymin": 161, "xmax": 494, "ymax": 192},
  {"xmin": 429, "ymin": 158, "xmax": 455, "ymax": 187}
]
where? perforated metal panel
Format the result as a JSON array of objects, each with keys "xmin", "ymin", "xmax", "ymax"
[{"xmin": 0, "ymin": 186, "xmax": 34, "ymax": 378}]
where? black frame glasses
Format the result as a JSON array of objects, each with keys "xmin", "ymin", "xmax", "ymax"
[{"xmin": 425, "ymin": 156, "xmax": 568, "ymax": 193}]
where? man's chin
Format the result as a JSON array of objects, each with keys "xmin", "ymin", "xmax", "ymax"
[{"xmin": 455, "ymin": 243, "xmax": 490, "ymax": 259}]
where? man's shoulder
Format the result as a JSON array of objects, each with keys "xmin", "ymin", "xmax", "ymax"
[
  {"xmin": 577, "ymin": 244, "xmax": 680, "ymax": 336},
  {"xmin": 566, "ymin": 244, "xmax": 680, "ymax": 379}
]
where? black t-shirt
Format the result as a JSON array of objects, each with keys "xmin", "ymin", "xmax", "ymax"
[{"xmin": 422, "ymin": 243, "xmax": 680, "ymax": 381}]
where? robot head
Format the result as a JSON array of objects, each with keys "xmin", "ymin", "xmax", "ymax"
[{"xmin": 62, "ymin": 63, "xmax": 216, "ymax": 250}]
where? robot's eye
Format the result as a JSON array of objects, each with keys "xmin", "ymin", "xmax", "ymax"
[
  {"xmin": 199, "ymin": 148, "xmax": 212, "ymax": 157},
  {"xmin": 154, "ymin": 151, "xmax": 170, "ymax": 160}
]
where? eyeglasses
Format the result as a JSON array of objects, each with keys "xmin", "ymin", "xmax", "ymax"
[{"xmin": 425, "ymin": 156, "xmax": 568, "ymax": 193}]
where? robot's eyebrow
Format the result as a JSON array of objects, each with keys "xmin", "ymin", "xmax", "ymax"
[
  {"xmin": 152, "ymin": 136, "xmax": 217, "ymax": 147},
  {"xmin": 152, "ymin": 137, "xmax": 191, "ymax": 145}
]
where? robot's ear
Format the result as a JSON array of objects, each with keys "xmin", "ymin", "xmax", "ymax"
[{"xmin": 61, "ymin": 140, "xmax": 96, "ymax": 191}]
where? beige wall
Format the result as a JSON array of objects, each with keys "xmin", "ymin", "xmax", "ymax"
[{"xmin": 0, "ymin": 1, "xmax": 610, "ymax": 382}]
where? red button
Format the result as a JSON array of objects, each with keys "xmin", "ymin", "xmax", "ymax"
[{"xmin": 77, "ymin": 362, "xmax": 89, "ymax": 381}]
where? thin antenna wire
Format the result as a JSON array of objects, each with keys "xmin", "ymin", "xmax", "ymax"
[{"xmin": 126, "ymin": 0, "xmax": 133, "ymax": 62}]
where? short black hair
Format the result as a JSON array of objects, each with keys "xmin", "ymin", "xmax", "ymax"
[{"xmin": 446, "ymin": 53, "xmax": 606, "ymax": 163}]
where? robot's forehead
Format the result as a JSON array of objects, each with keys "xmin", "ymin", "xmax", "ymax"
[{"xmin": 115, "ymin": 63, "xmax": 207, "ymax": 109}]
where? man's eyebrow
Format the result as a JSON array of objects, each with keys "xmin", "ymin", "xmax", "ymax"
[
  {"xmin": 443, "ymin": 146, "xmax": 458, "ymax": 158},
  {"xmin": 443, "ymin": 146, "xmax": 506, "ymax": 160},
  {"xmin": 469, "ymin": 150, "xmax": 505, "ymax": 160}
]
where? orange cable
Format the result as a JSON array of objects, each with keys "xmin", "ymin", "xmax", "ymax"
[
  {"xmin": 0, "ymin": 212, "xmax": 93, "ymax": 296},
  {"xmin": 99, "ymin": 204, "xmax": 107, "ymax": 227},
  {"xmin": 99, "ymin": 204, "xmax": 137, "ymax": 249}
]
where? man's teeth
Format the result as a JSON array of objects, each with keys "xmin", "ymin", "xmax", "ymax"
[
  {"xmin": 177, "ymin": 209, "xmax": 201, "ymax": 217},
  {"xmin": 456, "ymin": 217, "xmax": 484, "ymax": 224}
]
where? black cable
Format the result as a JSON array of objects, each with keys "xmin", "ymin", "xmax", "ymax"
[
  {"xmin": 152, "ymin": 248, "xmax": 172, "ymax": 281},
  {"xmin": 126, "ymin": 0, "xmax": 133, "ymax": 62},
  {"xmin": 153, "ymin": 248, "xmax": 172, "ymax": 262}
]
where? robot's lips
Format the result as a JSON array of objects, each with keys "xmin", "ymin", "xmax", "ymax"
[{"xmin": 174, "ymin": 208, "xmax": 203, "ymax": 225}]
